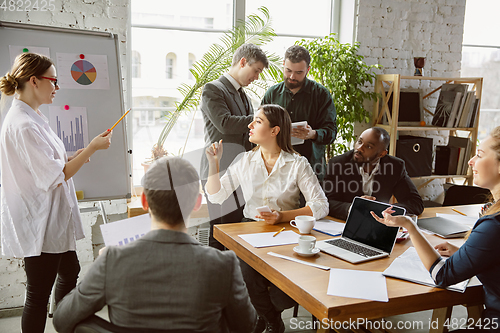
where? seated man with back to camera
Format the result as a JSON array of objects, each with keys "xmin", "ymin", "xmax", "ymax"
[
  {"xmin": 53, "ymin": 157, "xmax": 256, "ymax": 333},
  {"xmin": 324, "ymin": 127, "xmax": 424, "ymax": 220}
]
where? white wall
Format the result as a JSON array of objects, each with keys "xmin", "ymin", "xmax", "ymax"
[
  {"xmin": 0, "ymin": 0, "xmax": 130, "ymax": 310},
  {"xmin": 355, "ymin": 0, "xmax": 467, "ymax": 202}
]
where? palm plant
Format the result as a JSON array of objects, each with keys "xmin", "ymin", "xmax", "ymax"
[{"xmin": 150, "ymin": 6, "xmax": 282, "ymax": 160}]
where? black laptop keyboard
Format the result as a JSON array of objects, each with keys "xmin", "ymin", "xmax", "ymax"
[{"xmin": 325, "ymin": 238, "xmax": 382, "ymax": 258}]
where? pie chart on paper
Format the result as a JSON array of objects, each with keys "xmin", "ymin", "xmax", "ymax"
[{"xmin": 70, "ymin": 60, "xmax": 97, "ymax": 85}]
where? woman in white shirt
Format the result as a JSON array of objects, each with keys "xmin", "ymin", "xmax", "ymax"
[
  {"xmin": 205, "ymin": 104, "xmax": 328, "ymax": 224},
  {"xmin": 0, "ymin": 53, "xmax": 112, "ymax": 332},
  {"xmin": 205, "ymin": 104, "xmax": 328, "ymax": 331}
]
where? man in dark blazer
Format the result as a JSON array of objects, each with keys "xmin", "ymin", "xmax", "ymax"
[
  {"xmin": 53, "ymin": 157, "xmax": 257, "ymax": 333},
  {"xmin": 200, "ymin": 43, "xmax": 268, "ymax": 249},
  {"xmin": 325, "ymin": 127, "xmax": 424, "ymax": 220}
]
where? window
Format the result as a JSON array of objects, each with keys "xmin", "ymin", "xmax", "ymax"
[
  {"xmin": 131, "ymin": 0, "xmax": 346, "ymax": 185},
  {"xmin": 132, "ymin": 51, "xmax": 141, "ymax": 78},
  {"xmin": 462, "ymin": 0, "xmax": 500, "ymax": 141},
  {"xmin": 165, "ymin": 53, "xmax": 176, "ymax": 79},
  {"xmin": 188, "ymin": 53, "xmax": 196, "ymax": 80}
]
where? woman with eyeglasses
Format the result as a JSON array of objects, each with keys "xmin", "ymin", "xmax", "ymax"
[{"xmin": 0, "ymin": 53, "xmax": 112, "ymax": 332}]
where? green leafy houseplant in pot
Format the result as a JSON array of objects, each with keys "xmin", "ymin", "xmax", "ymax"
[
  {"xmin": 146, "ymin": 7, "xmax": 282, "ymax": 165},
  {"xmin": 296, "ymin": 34, "xmax": 381, "ymax": 160}
]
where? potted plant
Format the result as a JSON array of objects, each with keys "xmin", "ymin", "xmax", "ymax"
[
  {"xmin": 146, "ymin": 7, "xmax": 282, "ymax": 165},
  {"xmin": 296, "ymin": 34, "xmax": 381, "ymax": 160}
]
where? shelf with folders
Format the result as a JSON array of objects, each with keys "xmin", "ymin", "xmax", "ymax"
[{"xmin": 372, "ymin": 74, "xmax": 483, "ymax": 186}]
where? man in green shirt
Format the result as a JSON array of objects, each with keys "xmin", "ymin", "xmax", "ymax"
[{"xmin": 262, "ymin": 45, "xmax": 337, "ymax": 181}]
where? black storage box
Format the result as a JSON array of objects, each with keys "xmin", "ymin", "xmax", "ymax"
[
  {"xmin": 435, "ymin": 145, "xmax": 459, "ymax": 175},
  {"xmin": 396, "ymin": 136, "xmax": 433, "ymax": 177}
]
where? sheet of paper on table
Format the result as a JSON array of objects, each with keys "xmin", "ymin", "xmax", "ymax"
[
  {"xmin": 238, "ymin": 230, "xmax": 300, "ymax": 248},
  {"xmin": 383, "ymin": 247, "xmax": 469, "ymax": 292},
  {"xmin": 436, "ymin": 213, "xmax": 477, "ymax": 227},
  {"xmin": 327, "ymin": 268, "xmax": 388, "ymax": 302}
]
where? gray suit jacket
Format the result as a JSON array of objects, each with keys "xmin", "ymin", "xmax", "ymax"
[
  {"xmin": 53, "ymin": 229, "xmax": 257, "ymax": 333},
  {"xmin": 200, "ymin": 75, "xmax": 254, "ymax": 180}
]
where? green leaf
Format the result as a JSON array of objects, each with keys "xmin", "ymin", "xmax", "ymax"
[{"xmin": 156, "ymin": 6, "xmax": 281, "ymax": 152}]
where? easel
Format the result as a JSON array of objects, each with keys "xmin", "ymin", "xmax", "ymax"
[{"xmin": 47, "ymin": 201, "xmax": 109, "ymax": 317}]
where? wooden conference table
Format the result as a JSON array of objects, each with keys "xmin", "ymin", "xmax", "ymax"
[{"xmin": 214, "ymin": 205, "xmax": 484, "ymax": 333}]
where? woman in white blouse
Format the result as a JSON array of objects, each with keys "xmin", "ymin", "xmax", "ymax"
[
  {"xmin": 205, "ymin": 103, "xmax": 328, "ymax": 224},
  {"xmin": 0, "ymin": 53, "xmax": 112, "ymax": 332},
  {"xmin": 206, "ymin": 103, "xmax": 328, "ymax": 330}
]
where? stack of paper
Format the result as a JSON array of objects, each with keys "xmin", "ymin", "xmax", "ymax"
[
  {"xmin": 313, "ymin": 219, "xmax": 345, "ymax": 236},
  {"xmin": 383, "ymin": 247, "xmax": 469, "ymax": 292}
]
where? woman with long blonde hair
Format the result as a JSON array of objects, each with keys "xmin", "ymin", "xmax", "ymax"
[{"xmin": 372, "ymin": 127, "xmax": 500, "ymax": 331}]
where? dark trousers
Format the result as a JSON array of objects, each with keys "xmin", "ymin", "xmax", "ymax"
[
  {"xmin": 238, "ymin": 259, "xmax": 296, "ymax": 321},
  {"xmin": 23, "ymin": 251, "xmax": 80, "ymax": 333},
  {"xmin": 202, "ymin": 179, "xmax": 245, "ymax": 250}
]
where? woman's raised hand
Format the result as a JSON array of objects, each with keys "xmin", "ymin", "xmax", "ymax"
[
  {"xmin": 205, "ymin": 140, "xmax": 223, "ymax": 163},
  {"xmin": 370, "ymin": 206, "xmax": 415, "ymax": 229}
]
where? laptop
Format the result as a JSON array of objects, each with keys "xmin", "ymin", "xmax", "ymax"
[{"xmin": 317, "ymin": 197, "xmax": 405, "ymax": 264}]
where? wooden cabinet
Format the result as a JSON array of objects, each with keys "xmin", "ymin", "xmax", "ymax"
[{"xmin": 372, "ymin": 74, "xmax": 483, "ymax": 187}]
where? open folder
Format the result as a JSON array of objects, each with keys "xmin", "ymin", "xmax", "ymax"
[{"xmin": 383, "ymin": 247, "xmax": 469, "ymax": 292}]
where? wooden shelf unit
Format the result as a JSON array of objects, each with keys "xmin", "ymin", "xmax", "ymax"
[{"xmin": 372, "ymin": 74, "xmax": 483, "ymax": 186}]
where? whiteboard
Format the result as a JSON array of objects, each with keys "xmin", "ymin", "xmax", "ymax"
[{"xmin": 0, "ymin": 21, "xmax": 131, "ymax": 201}]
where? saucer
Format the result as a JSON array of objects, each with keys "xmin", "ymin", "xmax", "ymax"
[{"xmin": 293, "ymin": 246, "xmax": 320, "ymax": 257}]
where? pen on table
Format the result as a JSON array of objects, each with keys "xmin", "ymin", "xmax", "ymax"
[
  {"xmin": 452, "ymin": 208, "xmax": 467, "ymax": 216},
  {"xmin": 108, "ymin": 109, "xmax": 130, "ymax": 131},
  {"xmin": 273, "ymin": 227, "xmax": 285, "ymax": 237}
]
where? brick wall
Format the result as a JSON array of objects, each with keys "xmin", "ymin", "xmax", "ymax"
[
  {"xmin": 0, "ymin": 0, "xmax": 129, "ymax": 309},
  {"xmin": 356, "ymin": 0, "xmax": 467, "ymax": 202}
]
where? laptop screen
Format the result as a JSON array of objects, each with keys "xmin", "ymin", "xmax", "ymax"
[{"xmin": 343, "ymin": 197, "xmax": 405, "ymax": 253}]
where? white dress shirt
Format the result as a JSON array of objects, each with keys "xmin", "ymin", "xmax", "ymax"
[
  {"xmin": 223, "ymin": 72, "xmax": 241, "ymax": 91},
  {"xmin": 206, "ymin": 148, "xmax": 329, "ymax": 220},
  {"xmin": 359, "ymin": 161, "xmax": 380, "ymax": 197},
  {"xmin": 0, "ymin": 99, "xmax": 84, "ymax": 258}
]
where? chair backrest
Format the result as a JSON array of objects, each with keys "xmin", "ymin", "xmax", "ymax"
[{"xmin": 442, "ymin": 184, "xmax": 491, "ymax": 207}]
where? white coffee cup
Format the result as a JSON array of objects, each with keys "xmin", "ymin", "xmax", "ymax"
[
  {"xmin": 290, "ymin": 215, "xmax": 315, "ymax": 234},
  {"xmin": 298, "ymin": 235, "xmax": 316, "ymax": 253}
]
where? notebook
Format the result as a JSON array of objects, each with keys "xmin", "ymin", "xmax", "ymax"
[
  {"xmin": 317, "ymin": 197, "xmax": 405, "ymax": 264},
  {"xmin": 417, "ymin": 216, "xmax": 471, "ymax": 238}
]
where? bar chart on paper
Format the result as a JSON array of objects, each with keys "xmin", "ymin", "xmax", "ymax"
[
  {"xmin": 119, "ymin": 234, "xmax": 146, "ymax": 246},
  {"xmin": 49, "ymin": 106, "xmax": 89, "ymax": 154}
]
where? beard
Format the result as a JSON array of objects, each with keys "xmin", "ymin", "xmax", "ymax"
[{"xmin": 284, "ymin": 76, "xmax": 305, "ymax": 90}]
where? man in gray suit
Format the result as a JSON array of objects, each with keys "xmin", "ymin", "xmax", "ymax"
[
  {"xmin": 200, "ymin": 43, "xmax": 268, "ymax": 249},
  {"xmin": 53, "ymin": 157, "xmax": 257, "ymax": 332}
]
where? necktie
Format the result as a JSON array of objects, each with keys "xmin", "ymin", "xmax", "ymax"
[{"xmin": 238, "ymin": 87, "xmax": 250, "ymax": 115}]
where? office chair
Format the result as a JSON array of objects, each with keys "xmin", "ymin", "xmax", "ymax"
[
  {"xmin": 442, "ymin": 184, "xmax": 491, "ymax": 207},
  {"xmin": 73, "ymin": 315, "xmax": 197, "ymax": 333}
]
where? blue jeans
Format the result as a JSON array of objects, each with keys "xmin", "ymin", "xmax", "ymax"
[{"xmin": 23, "ymin": 251, "xmax": 80, "ymax": 333}]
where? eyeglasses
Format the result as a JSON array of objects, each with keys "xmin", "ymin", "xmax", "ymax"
[{"xmin": 39, "ymin": 76, "xmax": 58, "ymax": 86}]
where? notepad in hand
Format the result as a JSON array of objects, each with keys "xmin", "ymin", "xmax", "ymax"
[
  {"xmin": 291, "ymin": 121, "xmax": 307, "ymax": 145},
  {"xmin": 417, "ymin": 216, "xmax": 471, "ymax": 238}
]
